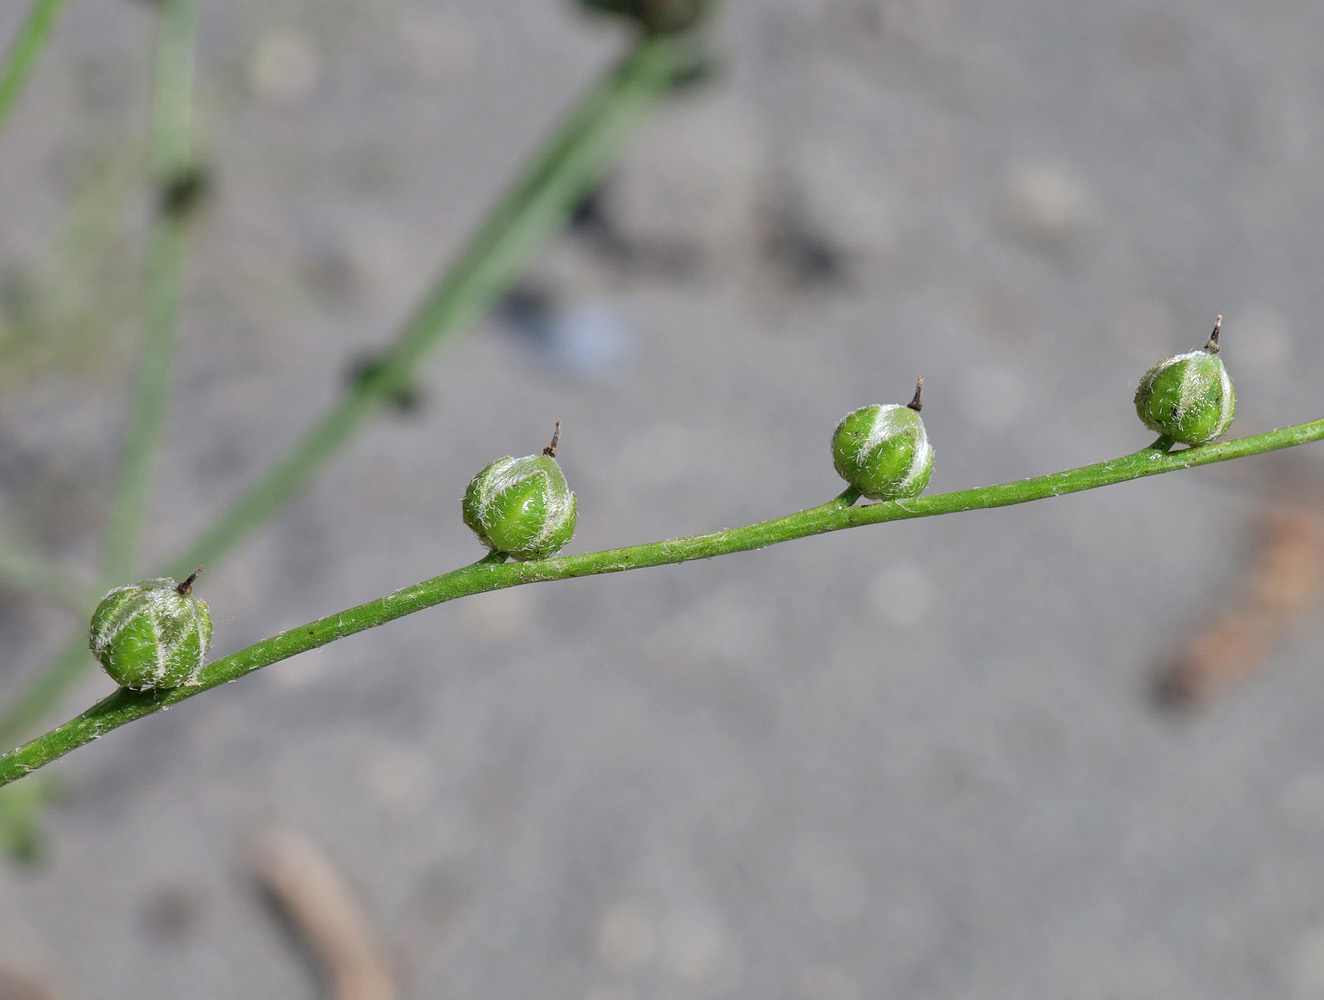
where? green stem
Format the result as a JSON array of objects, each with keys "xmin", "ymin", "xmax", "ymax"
[
  {"xmin": 0, "ymin": 23, "xmax": 695, "ymax": 750},
  {"xmin": 3, "ymin": 417, "xmax": 1321, "ymax": 786},
  {"xmin": 0, "ymin": 0, "xmax": 70, "ymax": 139}
]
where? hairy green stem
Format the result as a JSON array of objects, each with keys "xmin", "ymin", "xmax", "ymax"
[
  {"xmin": 0, "ymin": 31, "xmax": 693, "ymax": 748},
  {"xmin": 3, "ymin": 418, "xmax": 1321, "ymax": 786},
  {"xmin": 0, "ymin": 0, "xmax": 70, "ymax": 139}
]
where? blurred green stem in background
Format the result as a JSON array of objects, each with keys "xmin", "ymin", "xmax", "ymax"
[
  {"xmin": 0, "ymin": 544, "xmax": 96, "ymax": 612},
  {"xmin": 0, "ymin": 28, "xmax": 711, "ymax": 749},
  {"xmin": 101, "ymin": 0, "xmax": 200, "ymax": 584},
  {"xmin": 3, "ymin": 417, "xmax": 1323, "ymax": 788},
  {"xmin": 168, "ymin": 32, "xmax": 695, "ymax": 574},
  {"xmin": 0, "ymin": 0, "xmax": 70, "ymax": 139},
  {"xmin": 0, "ymin": 0, "xmax": 199, "ymax": 861}
]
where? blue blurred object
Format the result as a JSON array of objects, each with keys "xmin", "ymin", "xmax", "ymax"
[{"xmin": 499, "ymin": 286, "xmax": 635, "ymax": 377}]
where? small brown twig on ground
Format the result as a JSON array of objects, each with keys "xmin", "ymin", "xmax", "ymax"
[
  {"xmin": 1155, "ymin": 499, "xmax": 1324, "ymax": 709},
  {"xmin": 250, "ymin": 828, "xmax": 397, "ymax": 1000}
]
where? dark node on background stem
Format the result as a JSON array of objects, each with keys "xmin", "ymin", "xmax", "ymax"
[
  {"xmin": 578, "ymin": 0, "xmax": 716, "ymax": 36},
  {"xmin": 569, "ymin": 182, "xmax": 614, "ymax": 237},
  {"xmin": 664, "ymin": 38, "xmax": 721, "ymax": 91},
  {"xmin": 158, "ymin": 165, "xmax": 211, "ymax": 220},
  {"xmin": 176, "ymin": 566, "xmax": 203, "ymax": 596},
  {"xmin": 345, "ymin": 354, "xmax": 424, "ymax": 414},
  {"xmin": 1204, "ymin": 314, "xmax": 1223, "ymax": 354},
  {"xmin": 544, "ymin": 422, "xmax": 562, "ymax": 458},
  {"xmin": 907, "ymin": 375, "xmax": 925, "ymax": 413}
]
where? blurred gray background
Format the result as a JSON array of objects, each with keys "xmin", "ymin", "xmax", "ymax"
[{"xmin": 1, "ymin": 0, "xmax": 1323, "ymax": 997}]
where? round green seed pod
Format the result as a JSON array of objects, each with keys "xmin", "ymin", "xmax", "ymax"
[
  {"xmin": 832, "ymin": 376, "xmax": 935, "ymax": 501},
  {"xmin": 88, "ymin": 569, "xmax": 212, "ymax": 690},
  {"xmin": 1134, "ymin": 316, "xmax": 1236, "ymax": 445},
  {"xmin": 463, "ymin": 423, "xmax": 577, "ymax": 561}
]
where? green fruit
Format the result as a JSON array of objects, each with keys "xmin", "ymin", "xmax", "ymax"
[
  {"xmin": 88, "ymin": 570, "xmax": 212, "ymax": 690},
  {"xmin": 463, "ymin": 424, "xmax": 577, "ymax": 561},
  {"xmin": 832, "ymin": 376, "xmax": 935, "ymax": 500},
  {"xmin": 1134, "ymin": 316, "xmax": 1236, "ymax": 445}
]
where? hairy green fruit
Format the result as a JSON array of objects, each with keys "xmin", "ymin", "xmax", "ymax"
[
  {"xmin": 1134, "ymin": 316, "xmax": 1236, "ymax": 446},
  {"xmin": 88, "ymin": 570, "xmax": 212, "ymax": 690},
  {"xmin": 463, "ymin": 424, "xmax": 577, "ymax": 561},
  {"xmin": 832, "ymin": 376, "xmax": 935, "ymax": 501}
]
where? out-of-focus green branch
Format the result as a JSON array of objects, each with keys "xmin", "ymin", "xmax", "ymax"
[
  {"xmin": 0, "ymin": 0, "xmax": 70, "ymax": 139},
  {"xmin": 0, "ymin": 29, "xmax": 709, "ymax": 749},
  {"xmin": 100, "ymin": 0, "xmax": 201, "ymax": 583},
  {"xmin": 0, "ymin": 543, "xmax": 96, "ymax": 612}
]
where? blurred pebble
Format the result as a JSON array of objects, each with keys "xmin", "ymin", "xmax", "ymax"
[
  {"xmin": 998, "ymin": 161, "xmax": 1097, "ymax": 257},
  {"xmin": 870, "ymin": 561, "xmax": 934, "ymax": 629},
  {"xmin": 596, "ymin": 902, "xmax": 657, "ymax": 968},
  {"xmin": 250, "ymin": 29, "xmax": 321, "ymax": 106}
]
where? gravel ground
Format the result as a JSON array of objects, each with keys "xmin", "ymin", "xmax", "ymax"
[{"xmin": 1, "ymin": 1, "xmax": 1324, "ymax": 998}]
